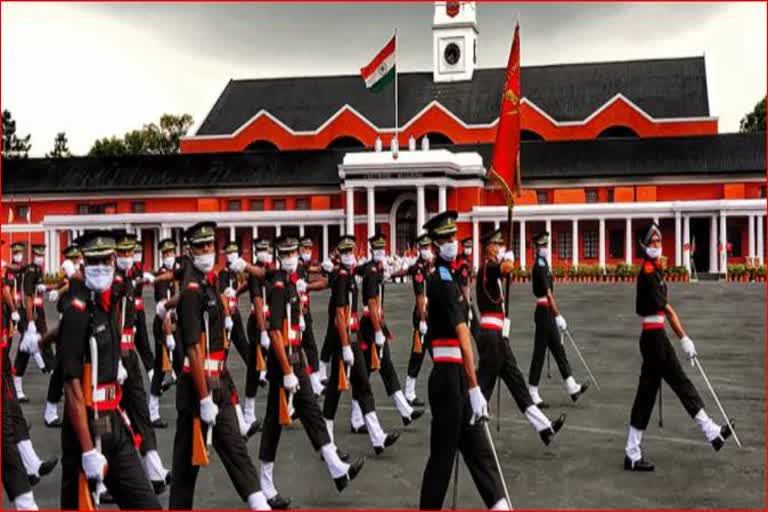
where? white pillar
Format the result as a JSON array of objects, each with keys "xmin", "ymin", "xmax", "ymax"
[
  {"xmin": 625, "ymin": 217, "xmax": 632, "ymax": 265},
  {"xmin": 322, "ymin": 224, "xmax": 329, "ymax": 260},
  {"xmin": 719, "ymin": 213, "xmax": 727, "ymax": 274},
  {"xmin": 155, "ymin": 228, "xmax": 162, "ymax": 268},
  {"xmin": 416, "ymin": 186, "xmax": 426, "ymax": 235},
  {"xmin": 519, "ymin": 219, "xmax": 527, "ymax": 269},
  {"xmin": 299, "ymin": 225, "xmax": 305, "ymax": 237},
  {"xmin": 748, "ymin": 215, "xmax": 756, "ymax": 260},
  {"xmin": 229, "ymin": 226, "xmax": 235, "ymax": 241},
  {"xmin": 709, "ymin": 214, "xmax": 718, "ymax": 273},
  {"xmin": 472, "ymin": 219, "xmax": 480, "ymax": 270},
  {"xmin": 366, "ymin": 186, "xmax": 375, "ymax": 248},
  {"xmin": 683, "ymin": 216, "xmax": 691, "ymax": 272},
  {"xmin": 571, "ymin": 219, "xmax": 579, "ymax": 267},
  {"xmin": 252, "ymin": 225, "xmax": 258, "ymax": 241},
  {"xmin": 275, "ymin": 225, "xmax": 282, "ymax": 237},
  {"xmin": 598, "ymin": 218, "xmax": 606, "ymax": 269},
  {"xmin": 545, "ymin": 219, "xmax": 552, "ymax": 266},
  {"xmin": 674, "ymin": 212, "xmax": 682, "ymax": 267},
  {"xmin": 345, "ymin": 187, "xmax": 354, "ymax": 236},
  {"xmin": 758, "ymin": 215, "xmax": 765, "ymax": 265},
  {"xmin": 493, "ymin": 220, "xmax": 500, "ymax": 231},
  {"xmin": 438, "ymin": 185, "xmax": 447, "ymax": 212}
]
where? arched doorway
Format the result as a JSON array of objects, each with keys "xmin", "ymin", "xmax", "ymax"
[{"xmin": 394, "ymin": 200, "xmax": 417, "ymax": 255}]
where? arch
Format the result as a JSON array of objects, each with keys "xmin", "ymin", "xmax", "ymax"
[
  {"xmin": 521, "ymin": 129, "xmax": 544, "ymax": 141},
  {"xmin": 326, "ymin": 136, "xmax": 365, "ymax": 149},
  {"xmin": 597, "ymin": 125, "xmax": 639, "ymax": 139},
  {"xmin": 418, "ymin": 132, "xmax": 454, "ymax": 147},
  {"xmin": 245, "ymin": 139, "xmax": 279, "ymax": 151},
  {"xmin": 388, "ymin": 192, "xmax": 418, "ymax": 254}
]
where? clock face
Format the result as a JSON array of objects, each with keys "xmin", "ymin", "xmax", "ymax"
[{"xmin": 444, "ymin": 42, "xmax": 461, "ymax": 66}]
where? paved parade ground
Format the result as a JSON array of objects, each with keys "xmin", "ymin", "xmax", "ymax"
[{"xmin": 7, "ymin": 282, "xmax": 766, "ymax": 509}]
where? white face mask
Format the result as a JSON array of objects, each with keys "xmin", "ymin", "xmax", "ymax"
[
  {"xmin": 281, "ymin": 255, "xmax": 299, "ymax": 273},
  {"xmin": 12, "ymin": 253, "xmax": 22, "ymax": 263},
  {"xmin": 256, "ymin": 251, "xmax": 270, "ymax": 264},
  {"xmin": 133, "ymin": 253, "xmax": 143, "ymax": 263},
  {"xmin": 300, "ymin": 251, "xmax": 312, "ymax": 263},
  {"xmin": 193, "ymin": 252, "xmax": 215, "ymax": 273},
  {"xmin": 438, "ymin": 240, "xmax": 459, "ymax": 261},
  {"xmin": 496, "ymin": 246, "xmax": 507, "ymax": 262},
  {"xmin": 226, "ymin": 252, "xmax": 239, "ymax": 265},
  {"xmin": 645, "ymin": 246, "xmax": 662, "ymax": 260},
  {"xmin": 464, "ymin": 248, "xmax": 472, "ymax": 256},
  {"xmin": 85, "ymin": 264, "xmax": 114, "ymax": 292},
  {"xmin": 117, "ymin": 257, "xmax": 133, "ymax": 271},
  {"xmin": 162, "ymin": 256, "xmax": 176, "ymax": 269},
  {"xmin": 538, "ymin": 248, "xmax": 549, "ymax": 260},
  {"xmin": 372, "ymin": 249, "xmax": 386, "ymax": 263},
  {"xmin": 341, "ymin": 253, "xmax": 357, "ymax": 267},
  {"xmin": 420, "ymin": 249, "xmax": 433, "ymax": 261},
  {"xmin": 33, "ymin": 256, "xmax": 44, "ymax": 266}
]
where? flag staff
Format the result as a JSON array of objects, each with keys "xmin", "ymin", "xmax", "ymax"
[{"xmin": 394, "ymin": 27, "xmax": 398, "ymax": 145}]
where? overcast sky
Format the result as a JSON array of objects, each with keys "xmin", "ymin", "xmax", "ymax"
[{"xmin": 2, "ymin": 2, "xmax": 765, "ymax": 156}]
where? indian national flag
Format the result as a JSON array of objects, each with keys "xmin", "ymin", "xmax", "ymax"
[{"xmin": 360, "ymin": 36, "xmax": 396, "ymax": 92}]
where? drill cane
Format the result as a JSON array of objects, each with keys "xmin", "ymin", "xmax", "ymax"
[
  {"xmin": 693, "ymin": 356, "xmax": 742, "ymax": 448},
  {"xmin": 88, "ymin": 335, "xmax": 103, "ymax": 506},
  {"xmin": 203, "ymin": 311, "xmax": 213, "ymax": 448}
]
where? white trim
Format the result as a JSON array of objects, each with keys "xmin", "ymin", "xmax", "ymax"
[
  {"xmin": 523, "ymin": 174, "xmax": 765, "ymax": 188},
  {"xmin": 2, "ymin": 224, "xmax": 43, "ymax": 233}
]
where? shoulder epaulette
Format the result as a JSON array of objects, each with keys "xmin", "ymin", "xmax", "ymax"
[
  {"xmin": 339, "ymin": 269, "xmax": 348, "ymax": 276},
  {"xmin": 642, "ymin": 261, "xmax": 655, "ymax": 274},
  {"xmin": 186, "ymin": 281, "xmax": 200, "ymax": 290},
  {"xmin": 70, "ymin": 298, "xmax": 86, "ymax": 312},
  {"xmin": 439, "ymin": 266, "xmax": 453, "ymax": 281},
  {"xmin": 114, "ymin": 275, "xmax": 124, "ymax": 283}
]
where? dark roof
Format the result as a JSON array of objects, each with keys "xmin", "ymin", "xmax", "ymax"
[
  {"xmin": 197, "ymin": 56, "xmax": 710, "ymax": 135},
  {"xmin": 3, "ymin": 133, "xmax": 762, "ymax": 195}
]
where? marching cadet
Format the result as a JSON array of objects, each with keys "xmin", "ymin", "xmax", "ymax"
[
  {"xmin": 258, "ymin": 235, "xmax": 365, "ymax": 509},
  {"xmin": 58, "ymin": 230, "xmax": 161, "ymax": 510},
  {"xmin": 321, "ymin": 235, "xmax": 400, "ymax": 454},
  {"xmin": 527, "ymin": 232, "xmax": 589, "ymax": 408},
  {"xmin": 113, "ymin": 232, "xmax": 171, "ymax": 494},
  {"xmin": 297, "ymin": 236, "xmax": 326, "ymax": 397},
  {"xmin": 624, "ymin": 223, "xmax": 732, "ymax": 471},
  {"xmin": 169, "ymin": 222, "xmax": 270, "ymax": 510},
  {"xmin": 353, "ymin": 232, "xmax": 423, "ymax": 430},
  {"xmin": 475, "ymin": 229, "xmax": 565, "ymax": 445},
  {"xmin": 404, "ymin": 234, "xmax": 433, "ymax": 407},
  {"xmin": 418, "ymin": 211, "xmax": 509, "ymax": 510},
  {"xmin": 128, "ymin": 243, "xmax": 156, "ymax": 380}
]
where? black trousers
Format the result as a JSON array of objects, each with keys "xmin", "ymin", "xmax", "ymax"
[
  {"xmin": 319, "ymin": 328, "xmax": 333, "ymax": 366},
  {"xmin": 528, "ymin": 306, "xmax": 572, "ymax": 386},
  {"xmin": 60, "ymin": 410, "xmax": 160, "ymax": 510},
  {"xmin": 322, "ymin": 328, "xmax": 376, "ymax": 420},
  {"xmin": 302, "ymin": 313, "xmax": 320, "ymax": 373},
  {"xmin": 407, "ymin": 329, "xmax": 427, "ymax": 379},
  {"xmin": 229, "ymin": 310, "xmax": 250, "ymax": 368},
  {"xmin": 14, "ymin": 314, "xmax": 53, "ymax": 376},
  {"xmin": 419, "ymin": 363, "xmax": 505, "ymax": 510},
  {"xmin": 150, "ymin": 316, "xmax": 169, "ymax": 397},
  {"xmin": 6, "ymin": 379, "xmax": 31, "ymax": 443},
  {"xmin": 245, "ymin": 314, "xmax": 265, "ymax": 398},
  {"xmin": 359, "ymin": 318, "xmax": 401, "ymax": 396},
  {"xmin": 134, "ymin": 310, "xmax": 154, "ymax": 376},
  {"xmin": 2, "ymin": 377, "xmax": 31, "ymax": 500},
  {"xmin": 259, "ymin": 358, "xmax": 331, "ymax": 462},
  {"xmin": 120, "ymin": 349, "xmax": 157, "ymax": 455},
  {"xmin": 630, "ymin": 328, "xmax": 705, "ymax": 430},
  {"xmin": 477, "ymin": 328, "xmax": 533, "ymax": 412},
  {"xmin": 169, "ymin": 402, "xmax": 261, "ymax": 509},
  {"xmin": 46, "ymin": 359, "xmax": 64, "ymax": 403}
]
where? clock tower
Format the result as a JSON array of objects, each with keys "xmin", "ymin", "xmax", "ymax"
[{"xmin": 432, "ymin": 1, "xmax": 478, "ymax": 83}]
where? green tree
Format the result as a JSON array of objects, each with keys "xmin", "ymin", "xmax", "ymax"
[
  {"xmin": 89, "ymin": 136, "xmax": 128, "ymax": 157},
  {"xmin": 46, "ymin": 132, "xmax": 72, "ymax": 158},
  {"xmin": 87, "ymin": 113, "xmax": 194, "ymax": 156},
  {"xmin": 2, "ymin": 110, "xmax": 32, "ymax": 159},
  {"xmin": 739, "ymin": 98, "xmax": 766, "ymax": 133}
]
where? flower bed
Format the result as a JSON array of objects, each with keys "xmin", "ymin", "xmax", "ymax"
[{"xmin": 727, "ymin": 264, "xmax": 766, "ymax": 282}]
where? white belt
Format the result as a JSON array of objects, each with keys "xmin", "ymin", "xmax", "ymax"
[
  {"xmin": 432, "ymin": 346, "xmax": 463, "ymax": 363},
  {"xmin": 642, "ymin": 314, "xmax": 665, "ymax": 324},
  {"xmin": 536, "ymin": 298, "xmax": 549, "ymax": 306},
  {"xmin": 93, "ymin": 388, "xmax": 111, "ymax": 402},
  {"xmin": 182, "ymin": 357, "xmax": 224, "ymax": 373},
  {"xmin": 480, "ymin": 315, "xmax": 504, "ymax": 329}
]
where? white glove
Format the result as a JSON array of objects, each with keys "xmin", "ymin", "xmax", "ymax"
[
  {"xmin": 81, "ymin": 449, "xmax": 108, "ymax": 482},
  {"xmin": 20, "ymin": 330, "xmax": 40, "ymax": 354},
  {"xmin": 141, "ymin": 272, "xmax": 154, "ymax": 284},
  {"xmin": 230, "ymin": 257, "xmax": 247, "ymax": 273},
  {"xmin": 418, "ymin": 320, "xmax": 428, "ymax": 336},
  {"xmin": 165, "ymin": 334, "xmax": 176, "ymax": 352},
  {"xmin": 47, "ymin": 290, "xmax": 59, "ymax": 302},
  {"xmin": 224, "ymin": 316, "xmax": 234, "ymax": 332},
  {"xmin": 468, "ymin": 386, "xmax": 490, "ymax": 426},
  {"xmin": 342, "ymin": 344, "xmax": 354, "ymax": 366},
  {"xmin": 358, "ymin": 255, "xmax": 368, "ymax": 265},
  {"xmin": 223, "ymin": 287, "xmax": 237, "ymax": 299},
  {"xmin": 200, "ymin": 394, "xmax": 219, "ymax": 426},
  {"xmin": 374, "ymin": 329, "xmax": 386, "ymax": 347},
  {"xmin": 61, "ymin": 259, "xmax": 77, "ymax": 279},
  {"xmin": 260, "ymin": 331, "xmax": 270, "ymax": 350},
  {"xmin": 117, "ymin": 360, "xmax": 127, "ymax": 385},
  {"xmin": 321, "ymin": 259, "xmax": 334, "ymax": 273},
  {"xmin": 680, "ymin": 336, "xmax": 697, "ymax": 364},
  {"xmin": 148, "ymin": 369, "xmax": 154, "ymax": 383},
  {"xmin": 10, "ymin": 311, "xmax": 20, "ymax": 324},
  {"xmin": 555, "ymin": 315, "xmax": 567, "ymax": 332},
  {"xmin": 299, "ymin": 314, "xmax": 306, "ymax": 332},
  {"xmin": 156, "ymin": 300, "xmax": 167, "ymax": 320},
  {"xmin": 283, "ymin": 372, "xmax": 300, "ymax": 393},
  {"xmin": 296, "ymin": 279, "xmax": 307, "ymax": 294},
  {"xmin": 502, "ymin": 251, "xmax": 515, "ymax": 262},
  {"xmin": 35, "ymin": 283, "xmax": 47, "ymax": 294},
  {"xmin": 25, "ymin": 322, "xmax": 37, "ymax": 336}
]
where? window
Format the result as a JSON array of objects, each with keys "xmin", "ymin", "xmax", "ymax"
[
  {"xmin": 131, "ymin": 201, "xmax": 145, "ymax": 213},
  {"xmin": 557, "ymin": 231, "xmax": 572, "ymax": 259},
  {"xmin": 607, "ymin": 189, "xmax": 615, "ymax": 203},
  {"xmin": 250, "ymin": 199, "xmax": 264, "ymax": 211},
  {"xmin": 512, "ymin": 234, "xmax": 520, "ymax": 261},
  {"xmin": 77, "ymin": 204, "xmax": 89, "ymax": 215},
  {"xmin": 273, "ymin": 199, "xmax": 286, "ymax": 211},
  {"xmin": 15, "ymin": 205, "xmax": 29, "ymax": 220},
  {"xmin": 761, "ymin": 186, "xmax": 766, "ymax": 199},
  {"xmin": 295, "ymin": 198, "xmax": 309, "ymax": 210},
  {"xmin": 536, "ymin": 191, "xmax": 549, "ymax": 205},
  {"xmin": 583, "ymin": 231, "xmax": 598, "ymax": 259},
  {"xmin": 609, "ymin": 230, "xmax": 624, "ymax": 259},
  {"xmin": 77, "ymin": 203, "xmax": 116, "ymax": 215},
  {"xmin": 586, "ymin": 190, "xmax": 598, "ymax": 203},
  {"xmin": 227, "ymin": 200, "xmax": 241, "ymax": 212},
  {"xmin": 727, "ymin": 227, "xmax": 742, "ymax": 257}
]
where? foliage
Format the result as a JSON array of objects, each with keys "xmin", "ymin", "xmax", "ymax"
[
  {"xmin": 739, "ymin": 98, "xmax": 766, "ymax": 133},
  {"xmin": 46, "ymin": 132, "xmax": 71, "ymax": 158},
  {"xmin": 88, "ymin": 113, "xmax": 194, "ymax": 156},
  {"xmin": 2, "ymin": 110, "xmax": 31, "ymax": 159}
]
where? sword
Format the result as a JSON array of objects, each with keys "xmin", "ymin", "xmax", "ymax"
[
  {"xmin": 482, "ymin": 420, "xmax": 512, "ymax": 509},
  {"xmin": 88, "ymin": 335, "xmax": 102, "ymax": 507},
  {"xmin": 203, "ymin": 311, "xmax": 213, "ymax": 448},
  {"xmin": 562, "ymin": 329, "xmax": 600, "ymax": 391},
  {"xmin": 693, "ymin": 356, "xmax": 742, "ymax": 448}
]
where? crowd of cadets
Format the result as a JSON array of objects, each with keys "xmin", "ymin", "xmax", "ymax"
[{"xmin": 0, "ymin": 210, "xmax": 734, "ymax": 510}]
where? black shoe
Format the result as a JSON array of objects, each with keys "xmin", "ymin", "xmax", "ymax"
[
  {"xmin": 539, "ymin": 413, "xmax": 566, "ymax": 446},
  {"xmin": 535, "ymin": 401, "xmax": 550, "ymax": 409},
  {"xmin": 407, "ymin": 397, "xmax": 425, "ymax": 407},
  {"xmin": 374, "ymin": 431, "xmax": 400, "ymax": 455},
  {"xmin": 160, "ymin": 375, "xmax": 176, "ymax": 392},
  {"xmin": 18, "ymin": 395, "xmax": 29, "ymax": 404},
  {"xmin": 334, "ymin": 457, "xmax": 366, "ymax": 492},
  {"xmin": 151, "ymin": 418, "xmax": 169, "ymax": 429},
  {"xmin": 321, "ymin": 447, "xmax": 351, "ymax": 463},
  {"xmin": 570, "ymin": 381, "xmax": 590, "ymax": 403},
  {"xmin": 245, "ymin": 418, "xmax": 262, "ymax": 439},
  {"xmin": 624, "ymin": 455, "xmax": 655, "ymax": 471},
  {"xmin": 351, "ymin": 424, "xmax": 368, "ymax": 434},
  {"xmin": 267, "ymin": 494, "xmax": 291, "ymax": 509},
  {"xmin": 30, "ymin": 456, "xmax": 58, "ymax": 484},
  {"xmin": 152, "ymin": 479, "xmax": 168, "ymax": 495},
  {"xmin": 100, "ymin": 491, "xmax": 115, "ymax": 504},
  {"xmin": 402, "ymin": 408, "xmax": 425, "ymax": 426},
  {"xmin": 45, "ymin": 417, "xmax": 63, "ymax": 428},
  {"xmin": 711, "ymin": 419, "xmax": 734, "ymax": 451}
]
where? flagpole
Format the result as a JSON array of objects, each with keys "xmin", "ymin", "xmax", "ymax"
[{"xmin": 394, "ymin": 28, "xmax": 398, "ymax": 145}]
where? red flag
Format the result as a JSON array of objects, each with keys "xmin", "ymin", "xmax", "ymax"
[{"xmin": 488, "ymin": 23, "xmax": 521, "ymax": 206}]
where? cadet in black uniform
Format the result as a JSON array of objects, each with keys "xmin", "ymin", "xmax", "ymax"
[
  {"xmin": 321, "ymin": 236, "xmax": 399, "ymax": 454},
  {"xmin": 297, "ymin": 236, "xmax": 327, "ymax": 397},
  {"xmin": 355, "ymin": 232, "xmax": 423, "ymax": 429},
  {"xmin": 457, "ymin": 237, "xmax": 477, "ymax": 336},
  {"xmin": 418, "ymin": 211, "xmax": 509, "ymax": 511},
  {"xmin": 128, "ymin": 244, "xmax": 155, "ymax": 379},
  {"xmin": 59, "ymin": 231, "xmax": 161, "ymax": 510},
  {"xmin": 258, "ymin": 235, "xmax": 365, "ymax": 508},
  {"xmin": 169, "ymin": 222, "xmax": 270, "ymax": 510},
  {"xmin": 527, "ymin": 232, "xmax": 589, "ymax": 408},
  {"xmin": 404, "ymin": 234, "xmax": 433, "ymax": 407},
  {"xmin": 624, "ymin": 223, "xmax": 732, "ymax": 471},
  {"xmin": 476, "ymin": 229, "xmax": 565, "ymax": 445}
]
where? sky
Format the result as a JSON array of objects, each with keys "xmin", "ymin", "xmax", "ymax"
[{"xmin": 1, "ymin": 2, "xmax": 765, "ymax": 157}]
